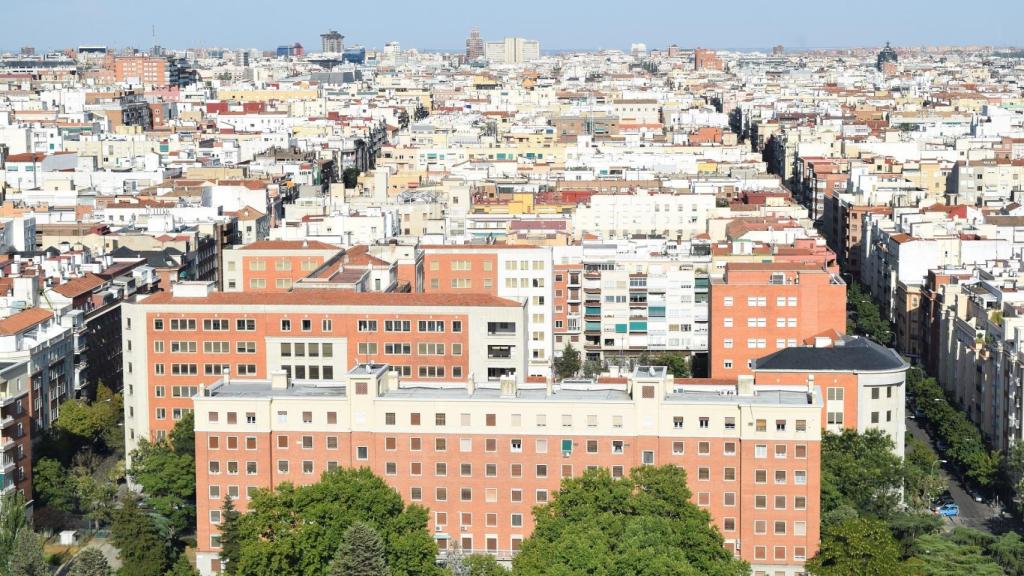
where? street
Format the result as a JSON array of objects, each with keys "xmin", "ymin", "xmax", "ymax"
[{"xmin": 906, "ymin": 415, "xmax": 1017, "ymax": 533}]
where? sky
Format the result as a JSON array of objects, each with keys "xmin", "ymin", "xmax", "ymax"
[{"xmin": 5, "ymin": 0, "xmax": 1022, "ymax": 53}]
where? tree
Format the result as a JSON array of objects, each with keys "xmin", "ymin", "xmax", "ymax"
[
  {"xmin": 581, "ymin": 359, "xmax": 603, "ymax": 379},
  {"xmin": 55, "ymin": 384, "xmax": 122, "ymax": 447},
  {"xmin": 9, "ymin": 528, "xmax": 47, "ymax": 576},
  {"xmin": 459, "ymin": 555, "xmax": 505, "ymax": 576},
  {"xmin": 987, "ymin": 532, "xmax": 1024, "ymax": 576},
  {"xmin": 110, "ymin": 494, "xmax": 172, "ymax": 576},
  {"xmin": 512, "ymin": 466, "xmax": 748, "ymax": 576},
  {"xmin": 0, "ymin": 491, "xmax": 28, "ymax": 576},
  {"xmin": 343, "ymin": 168, "xmax": 361, "ymax": 189},
  {"xmin": 553, "ymin": 342, "xmax": 581, "ymax": 380},
  {"xmin": 903, "ymin": 435, "xmax": 947, "ymax": 510},
  {"xmin": 32, "ymin": 457, "xmax": 77, "ymax": 512},
  {"xmin": 128, "ymin": 416, "xmax": 196, "ymax": 536},
  {"xmin": 328, "ymin": 522, "xmax": 390, "ymax": 576},
  {"xmin": 219, "ymin": 496, "xmax": 241, "ymax": 575},
  {"xmin": 820, "ymin": 429, "xmax": 904, "ymax": 522},
  {"xmin": 909, "ymin": 531, "xmax": 1004, "ymax": 575},
  {"xmin": 807, "ymin": 517, "xmax": 909, "ymax": 576},
  {"xmin": 70, "ymin": 549, "xmax": 112, "ymax": 576},
  {"xmin": 652, "ymin": 352, "xmax": 691, "ymax": 377},
  {"xmin": 165, "ymin": 554, "xmax": 200, "ymax": 576},
  {"xmin": 230, "ymin": 468, "xmax": 441, "ymax": 576},
  {"xmin": 169, "ymin": 411, "xmax": 195, "ymax": 458}
]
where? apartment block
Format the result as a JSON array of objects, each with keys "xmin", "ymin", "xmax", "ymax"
[
  {"xmin": 753, "ymin": 336, "xmax": 909, "ymax": 457},
  {"xmin": 120, "ymin": 282, "xmax": 528, "ymax": 454},
  {"xmin": 191, "ymin": 364, "xmax": 821, "ymax": 575},
  {"xmin": 709, "ymin": 263, "xmax": 846, "ymax": 380},
  {"xmin": 554, "ymin": 241, "xmax": 711, "ymax": 363},
  {"xmin": 418, "ymin": 244, "xmax": 553, "ymax": 377},
  {"xmin": 0, "ymin": 360, "xmax": 31, "ymax": 501},
  {"xmin": 222, "ymin": 240, "xmax": 342, "ymax": 292}
]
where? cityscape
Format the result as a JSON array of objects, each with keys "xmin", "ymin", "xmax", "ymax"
[{"xmin": 0, "ymin": 5, "xmax": 1024, "ymax": 576}]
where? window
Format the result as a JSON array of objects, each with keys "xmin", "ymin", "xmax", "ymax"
[
  {"xmin": 418, "ymin": 320, "xmax": 445, "ymax": 332},
  {"xmin": 642, "ymin": 451, "xmax": 655, "ymax": 465},
  {"xmin": 356, "ymin": 446, "xmax": 368, "ymax": 460},
  {"xmin": 754, "ymin": 444, "xmax": 767, "ymax": 458},
  {"xmin": 357, "ymin": 320, "xmax": 377, "ymax": 332},
  {"xmin": 827, "ymin": 387, "xmax": 844, "ymax": 401}
]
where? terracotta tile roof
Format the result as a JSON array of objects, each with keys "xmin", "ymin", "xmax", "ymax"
[
  {"xmin": 240, "ymin": 240, "xmax": 339, "ymax": 251},
  {"xmin": 141, "ymin": 290, "xmax": 521, "ymax": 308},
  {"xmin": 5, "ymin": 152, "xmax": 45, "ymax": 163},
  {"xmin": 0, "ymin": 308, "xmax": 53, "ymax": 336},
  {"xmin": 51, "ymin": 273, "xmax": 106, "ymax": 298}
]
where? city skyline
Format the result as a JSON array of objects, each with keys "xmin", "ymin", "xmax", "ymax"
[{"xmin": 3, "ymin": 0, "xmax": 1022, "ymax": 53}]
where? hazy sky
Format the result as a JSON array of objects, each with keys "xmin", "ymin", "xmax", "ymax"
[{"xmin": 5, "ymin": 0, "xmax": 1022, "ymax": 52}]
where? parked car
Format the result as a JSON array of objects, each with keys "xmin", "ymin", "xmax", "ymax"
[{"xmin": 936, "ymin": 503, "xmax": 960, "ymax": 517}]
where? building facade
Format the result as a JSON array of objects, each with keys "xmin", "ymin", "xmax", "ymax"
[{"xmin": 191, "ymin": 364, "xmax": 822, "ymax": 576}]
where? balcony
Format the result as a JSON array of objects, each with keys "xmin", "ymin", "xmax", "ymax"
[
  {"xmin": 0, "ymin": 415, "xmax": 13, "ymax": 430},
  {"xmin": 0, "ymin": 436, "xmax": 13, "ymax": 452}
]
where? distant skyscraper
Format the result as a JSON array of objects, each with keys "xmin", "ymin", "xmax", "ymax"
[
  {"xmin": 465, "ymin": 27, "xmax": 483, "ymax": 60},
  {"xmin": 321, "ymin": 30, "xmax": 344, "ymax": 53}
]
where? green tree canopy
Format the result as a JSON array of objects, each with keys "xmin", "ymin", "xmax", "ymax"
[
  {"xmin": 553, "ymin": 343, "xmax": 581, "ymax": 380},
  {"xmin": 820, "ymin": 429, "xmax": 904, "ymax": 521},
  {"xmin": 55, "ymin": 383, "xmax": 122, "ymax": 447},
  {"xmin": 230, "ymin": 468, "xmax": 441, "ymax": 576},
  {"xmin": 650, "ymin": 353, "xmax": 691, "ymax": 377},
  {"xmin": 511, "ymin": 466, "xmax": 748, "ymax": 576},
  {"xmin": 164, "ymin": 554, "xmax": 200, "ymax": 576},
  {"xmin": 909, "ymin": 530, "xmax": 1004, "ymax": 576},
  {"xmin": 128, "ymin": 414, "xmax": 196, "ymax": 535},
  {"xmin": 0, "ymin": 491, "xmax": 28, "ymax": 576},
  {"xmin": 32, "ymin": 457, "xmax": 77, "ymax": 512},
  {"xmin": 110, "ymin": 494, "xmax": 172, "ymax": 576},
  {"xmin": 328, "ymin": 521, "xmax": 390, "ymax": 576},
  {"xmin": 9, "ymin": 528, "xmax": 47, "ymax": 576},
  {"xmin": 987, "ymin": 532, "xmax": 1024, "ymax": 576},
  {"xmin": 70, "ymin": 548, "xmax": 112, "ymax": 576},
  {"xmin": 807, "ymin": 517, "xmax": 910, "ymax": 576}
]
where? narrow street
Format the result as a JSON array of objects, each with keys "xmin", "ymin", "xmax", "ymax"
[{"xmin": 906, "ymin": 415, "xmax": 1018, "ymax": 533}]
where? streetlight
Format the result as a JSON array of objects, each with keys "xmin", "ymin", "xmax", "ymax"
[{"xmin": 931, "ymin": 459, "xmax": 948, "ymax": 472}]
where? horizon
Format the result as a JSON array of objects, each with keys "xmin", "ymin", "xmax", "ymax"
[{"xmin": 2, "ymin": 0, "xmax": 1021, "ymax": 54}]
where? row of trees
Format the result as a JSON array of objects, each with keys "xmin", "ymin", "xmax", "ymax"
[
  {"xmin": 808, "ymin": 428, "xmax": 1024, "ymax": 575},
  {"xmin": 103, "ymin": 412, "xmax": 199, "ymax": 576},
  {"xmin": 907, "ymin": 367, "xmax": 1002, "ymax": 488},
  {"xmin": 847, "ymin": 281, "xmax": 893, "ymax": 345},
  {"xmin": 213, "ymin": 465, "xmax": 746, "ymax": 576}
]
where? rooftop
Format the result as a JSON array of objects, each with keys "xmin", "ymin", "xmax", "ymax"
[{"xmin": 754, "ymin": 336, "xmax": 907, "ymax": 373}]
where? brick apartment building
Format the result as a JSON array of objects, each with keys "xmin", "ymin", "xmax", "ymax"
[
  {"xmin": 709, "ymin": 263, "xmax": 846, "ymax": 380},
  {"xmin": 121, "ymin": 282, "xmax": 528, "ymax": 451},
  {"xmin": 221, "ymin": 240, "xmax": 342, "ymax": 292},
  {"xmin": 418, "ymin": 244, "xmax": 553, "ymax": 377},
  {"xmin": 190, "ymin": 364, "xmax": 822, "ymax": 576}
]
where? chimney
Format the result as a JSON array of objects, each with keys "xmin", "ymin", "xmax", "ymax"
[
  {"xmin": 546, "ymin": 374, "xmax": 554, "ymax": 398},
  {"xmin": 500, "ymin": 374, "xmax": 518, "ymax": 398},
  {"xmin": 270, "ymin": 370, "xmax": 290, "ymax": 390},
  {"xmin": 221, "ymin": 367, "xmax": 230, "ymax": 386},
  {"xmin": 466, "ymin": 375, "xmax": 475, "ymax": 396},
  {"xmin": 737, "ymin": 375, "xmax": 755, "ymax": 397}
]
